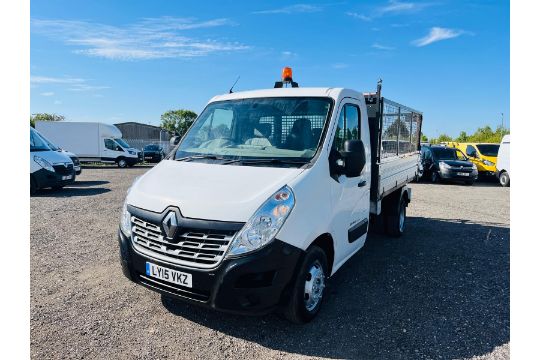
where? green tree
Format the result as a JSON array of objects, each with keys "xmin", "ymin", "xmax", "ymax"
[
  {"xmin": 456, "ymin": 131, "xmax": 468, "ymax": 142},
  {"xmin": 160, "ymin": 109, "xmax": 198, "ymax": 136},
  {"xmin": 421, "ymin": 133, "xmax": 428, "ymax": 142},
  {"xmin": 30, "ymin": 113, "xmax": 65, "ymax": 128}
]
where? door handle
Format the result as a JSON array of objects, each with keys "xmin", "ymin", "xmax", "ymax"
[{"xmin": 358, "ymin": 180, "xmax": 367, "ymax": 187}]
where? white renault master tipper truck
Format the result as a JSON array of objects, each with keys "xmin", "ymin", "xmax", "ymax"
[
  {"xmin": 35, "ymin": 122, "xmax": 141, "ymax": 168},
  {"xmin": 496, "ymin": 134, "xmax": 510, "ymax": 187},
  {"xmin": 118, "ymin": 74, "xmax": 423, "ymax": 323}
]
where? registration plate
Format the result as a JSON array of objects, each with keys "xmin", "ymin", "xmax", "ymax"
[
  {"xmin": 457, "ymin": 172, "xmax": 469, "ymax": 176},
  {"xmin": 146, "ymin": 262, "xmax": 192, "ymax": 288},
  {"xmin": 62, "ymin": 175, "xmax": 72, "ymax": 180}
]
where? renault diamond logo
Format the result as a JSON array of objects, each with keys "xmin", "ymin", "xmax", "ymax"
[{"xmin": 162, "ymin": 211, "xmax": 178, "ymax": 239}]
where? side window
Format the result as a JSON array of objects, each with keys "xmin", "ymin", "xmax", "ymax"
[
  {"xmin": 105, "ymin": 139, "xmax": 118, "ymax": 151},
  {"xmin": 466, "ymin": 145, "xmax": 476, "ymax": 157},
  {"xmin": 331, "ymin": 104, "xmax": 360, "ymax": 151}
]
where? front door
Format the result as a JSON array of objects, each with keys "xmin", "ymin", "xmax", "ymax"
[
  {"xmin": 328, "ymin": 100, "xmax": 371, "ymax": 266},
  {"xmin": 102, "ymin": 138, "xmax": 125, "ymax": 161}
]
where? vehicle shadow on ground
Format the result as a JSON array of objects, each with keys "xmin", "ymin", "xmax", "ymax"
[
  {"xmin": 162, "ymin": 217, "xmax": 509, "ymax": 359},
  {"xmin": 81, "ymin": 164, "xmax": 154, "ymax": 170},
  {"xmin": 70, "ymin": 180, "xmax": 110, "ymax": 187},
  {"xmin": 34, "ymin": 186, "xmax": 111, "ymax": 197}
]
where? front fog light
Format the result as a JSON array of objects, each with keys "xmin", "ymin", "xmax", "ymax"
[
  {"xmin": 227, "ymin": 186, "xmax": 295, "ymax": 257},
  {"xmin": 120, "ymin": 201, "xmax": 132, "ymax": 237}
]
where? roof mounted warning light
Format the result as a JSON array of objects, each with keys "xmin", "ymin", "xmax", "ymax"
[{"xmin": 274, "ymin": 67, "xmax": 299, "ymax": 88}]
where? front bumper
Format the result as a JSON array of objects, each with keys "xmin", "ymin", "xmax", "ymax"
[
  {"xmin": 439, "ymin": 168, "xmax": 478, "ymax": 181},
  {"xmin": 118, "ymin": 229, "xmax": 303, "ymax": 315},
  {"xmin": 33, "ymin": 168, "xmax": 76, "ymax": 189}
]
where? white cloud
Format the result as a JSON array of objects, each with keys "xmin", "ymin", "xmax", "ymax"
[
  {"xmin": 332, "ymin": 63, "xmax": 348, "ymax": 69},
  {"xmin": 31, "ymin": 76, "xmax": 85, "ymax": 84},
  {"xmin": 378, "ymin": 0, "xmax": 431, "ymax": 15},
  {"xmin": 31, "ymin": 17, "xmax": 249, "ymax": 60},
  {"xmin": 412, "ymin": 27, "xmax": 465, "ymax": 47},
  {"xmin": 372, "ymin": 43, "xmax": 395, "ymax": 51},
  {"xmin": 31, "ymin": 75, "xmax": 109, "ymax": 94},
  {"xmin": 346, "ymin": 12, "xmax": 372, "ymax": 21},
  {"xmin": 254, "ymin": 4, "xmax": 321, "ymax": 15},
  {"xmin": 349, "ymin": 1, "xmax": 434, "ymax": 22},
  {"xmin": 280, "ymin": 51, "xmax": 298, "ymax": 60},
  {"xmin": 54, "ymin": 100, "xmax": 62, "ymax": 105}
]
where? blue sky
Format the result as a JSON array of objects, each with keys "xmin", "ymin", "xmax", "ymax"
[{"xmin": 30, "ymin": 0, "xmax": 509, "ymax": 138}]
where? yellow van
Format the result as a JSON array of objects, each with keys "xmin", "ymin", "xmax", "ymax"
[{"xmin": 446, "ymin": 142, "xmax": 500, "ymax": 177}]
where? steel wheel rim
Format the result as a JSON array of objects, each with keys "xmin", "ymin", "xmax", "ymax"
[
  {"xmin": 119, "ymin": 160, "xmax": 127, "ymax": 167},
  {"xmin": 304, "ymin": 260, "xmax": 325, "ymax": 312}
]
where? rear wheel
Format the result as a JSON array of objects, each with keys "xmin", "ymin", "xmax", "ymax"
[
  {"xmin": 283, "ymin": 246, "xmax": 328, "ymax": 324},
  {"xmin": 499, "ymin": 172, "xmax": 510, "ymax": 187},
  {"xmin": 385, "ymin": 193, "xmax": 407, "ymax": 237}
]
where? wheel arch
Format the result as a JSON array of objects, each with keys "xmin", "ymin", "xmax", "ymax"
[{"xmin": 307, "ymin": 233, "xmax": 335, "ymax": 274}]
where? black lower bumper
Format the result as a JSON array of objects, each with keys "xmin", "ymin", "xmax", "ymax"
[
  {"xmin": 439, "ymin": 169, "xmax": 478, "ymax": 182},
  {"xmin": 118, "ymin": 229, "xmax": 303, "ymax": 315},
  {"xmin": 32, "ymin": 168, "xmax": 75, "ymax": 189}
]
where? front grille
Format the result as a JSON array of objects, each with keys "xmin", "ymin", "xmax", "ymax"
[
  {"xmin": 69, "ymin": 156, "xmax": 80, "ymax": 166},
  {"xmin": 53, "ymin": 163, "xmax": 74, "ymax": 175},
  {"xmin": 131, "ymin": 216, "xmax": 236, "ymax": 269}
]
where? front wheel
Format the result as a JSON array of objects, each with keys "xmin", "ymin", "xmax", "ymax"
[
  {"xmin": 30, "ymin": 176, "xmax": 38, "ymax": 195},
  {"xmin": 117, "ymin": 158, "xmax": 128, "ymax": 168},
  {"xmin": 499, "ymin": 172, "xmax": 510, "ymax": 187},
  {"xmin": 431, "ymin": 171, "xmax": 440, "ymax": 183},
  {"xmin": 283, "ymin": 246, "xmax": 328, "ymax": 324}
]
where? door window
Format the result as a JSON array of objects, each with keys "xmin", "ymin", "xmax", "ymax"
[
  {"xmin": 105, "ymin": 139, "xmax": 120, "ymax": 151},
  {"xmin": 466, "ymin": 145, "xmax": 477, "ymax": 157},
  {"xmin": 331, "ymin": 104, "xmax": 360, "ymax": 151}
]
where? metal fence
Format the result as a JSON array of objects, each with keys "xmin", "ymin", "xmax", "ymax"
[{"xmin": 125, "ymin": 139, "xmax": 174, "ymax": 156}]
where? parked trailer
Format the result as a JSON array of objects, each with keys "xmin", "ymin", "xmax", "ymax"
[
  {"xmin": 118, "ymin": 69, "xmax": 423, "ymax": 323},
  {"xmin": 35, "ymin": 122, "xmax": 142, "ymax": 168}
]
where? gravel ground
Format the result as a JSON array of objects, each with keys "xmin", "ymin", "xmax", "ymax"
[{"xmin": 30, "ymin": 166, "xmax": 509, "ymax": 359}]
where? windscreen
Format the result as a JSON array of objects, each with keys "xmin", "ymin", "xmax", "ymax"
[
  {"xmin": 115, "ymin": 138, "xmax": 131, "ymax": 148},
  {"xmin": 175, "ymin": 97, "xmax": 332, "ymax": 163},
  {"xmin": 432, "ymin": 147, "xmax": 467, "ymax": 161},
  {"xmin": 476, "ymin": 144, "xmax": 499, "ymax": 157},
  {"xmin": 30, "ymin": 128, "xmax": 52, "ymax": 152}
]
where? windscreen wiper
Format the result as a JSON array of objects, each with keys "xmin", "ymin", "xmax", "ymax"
[
  {"xmin": 223, "ymin": 158, "xmax": 309, "ymax": 166},
  {"xmin": 175, "ymin": 155, "xmax": 227, "ymax": 162}
]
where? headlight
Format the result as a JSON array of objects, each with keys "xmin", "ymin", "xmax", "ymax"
[
  {"xmin": 472, "ymin": 164, "xmax": 478, "ymax": 171},
  {"xmin": 226, "ymin": 185, "xmax": 295, "ymax": 257},
  {"xmin": 439, "ymin": 162, "xmax": 451, "ymax": 169},
  {"xmin": 120, "ymin": 201, "xmax": 132, "ymax": 237},
  {"xmin": 482, "ymin": 159, "xmax": 494, "ymax": 166},
  {"xmin": 34, "ymin": 156, "xmax": 55, "ymax": 172}
]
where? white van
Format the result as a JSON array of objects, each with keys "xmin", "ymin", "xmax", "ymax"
[
  {"xmin": 30, "ymin": 127, "xmax": 75, "ymax": 194},
  {"xmin": 496, "ymin": 134, "xmax": 510, "ymax": 187},
  {"xmin": 35, "ymin": 122, "xmax": 141, "ymax": 168},
  {"xmin": 118, "ymin": 74, "xmax": 423, "ymax": 323}
]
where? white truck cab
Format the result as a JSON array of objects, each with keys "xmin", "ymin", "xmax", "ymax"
[{"xmin": 118, "ymin": 72, "xmax": 423, "ymax": 322}]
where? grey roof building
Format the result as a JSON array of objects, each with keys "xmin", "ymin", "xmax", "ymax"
[{"xmin": 114, "ymin": 122, "xmax": 172, "ymax": 141}]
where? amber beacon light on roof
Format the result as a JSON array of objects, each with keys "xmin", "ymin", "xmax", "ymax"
[{"xmin": 274, "ymin": 67, "xmax": 299, "ymax": 88}]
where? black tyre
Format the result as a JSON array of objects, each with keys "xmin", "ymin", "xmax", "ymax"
[
  {"xmin": 499, "ymin": 172, "xmax": 510, "ymax": 187},
  {"xmin": 117, "ymin": 158, "xmax": 128, "ymax": 168},
  {"xmin": 465, "ymin": 180, "xmax": 474, "ymax": 186},
  {"xmin": 283, "ymin": 246, "xmax": 329, "ymax": 324},
  {"xmin": 30, "ymin": 176, "xmax": 38, "ymax": 196},
  {"xmin": 431, "ymin": 171, "xmax": 440, "ymax": 183},
  {"xmin": 385, "ymin": 193, "xmax": 407, "ymax": 237}
]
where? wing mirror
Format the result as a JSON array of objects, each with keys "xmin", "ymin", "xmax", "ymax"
[{"xmin": 342, "ymin": 140, "xmax": 366, "ymax": 178}]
